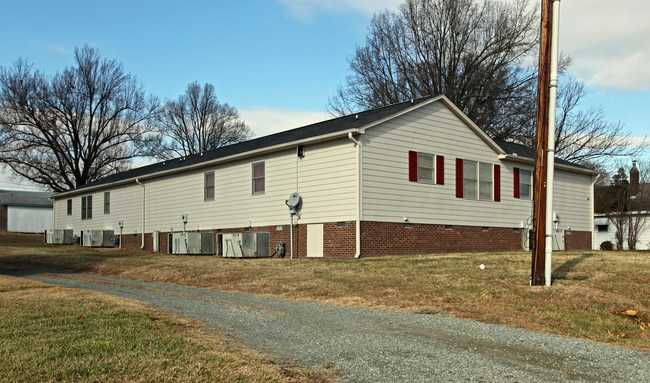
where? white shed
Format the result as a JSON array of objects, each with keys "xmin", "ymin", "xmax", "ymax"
[
  {"xmin": 0, "ymin": 190, "xmax": 53, "ymax": 233},
  {"xmin": 594, "ymin": 213, "xmax": 650, "ymax": 250}
]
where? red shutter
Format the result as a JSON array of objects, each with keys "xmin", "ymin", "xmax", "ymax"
[
  {"xmin": 513, "ymin": 167, "xmax": 520, "ymax": 198},
  {"xmin": 436, "ymin": 155, "xmax": 445, "ymax": 184},
  {"xmin": 408, "ymin": 151, "xmax": 418, "ymax": 182},
  {"xmin": 494, "ymin": 164, "xmax": 501, "ymax": 202},
  {"xmin": 455, "ymin": 158, "xmax": 463, "ymax": 198}
]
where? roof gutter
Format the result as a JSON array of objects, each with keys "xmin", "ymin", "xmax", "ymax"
[
  {"xmin": 498, "ymin": 154, "xmax": 597, "ymax": 175},
  {"xmin": 348, "ymin": 132, "xmax": 362, "ymax": 259},
  {"xmin": 135, "ymin": 178, "xmax": 145, "ymax": 250}
]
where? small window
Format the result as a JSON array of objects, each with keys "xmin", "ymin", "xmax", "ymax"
[
  {"xmin": 417, "ymin": 153, "xmax": 435, "ymax": 183},
  {"xmin": 81, "ymin": 195, "xmax": 92, "ymax": 220},
  {"xmin": 104, "ymin": 192, "xmax": 110, "ymax": 214},
  {"xmin": 520, "ymin": 169, "xmax": 532, "ymax": 199},
  {"xmin": 204, "ymin": 171, "xmax": 215, "ymax": 201},
  {"xmin": 409, "ymin": 151, "xmax": 444, "ymax": 184},
  {"xmin": 252, "ymin": 162, "xmax": 265, "ymax": 194},
  {"xmin": 597, "ymin": 224, "xmax": 608, "ymax": 232},
  {"xmin": 66, "ymin": 199, "xmax": 72, "ymax": 216}
]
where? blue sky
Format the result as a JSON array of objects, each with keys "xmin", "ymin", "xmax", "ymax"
[{"xmin": 1, "ymin": 0, "xmax": 649, "ymax": 189}]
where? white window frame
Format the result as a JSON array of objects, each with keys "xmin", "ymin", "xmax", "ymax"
[
  {"xmin": 520, "ymin": 169, "xmax": 532, "ymax": 199},
  {"xmin": 204, "ymin": 171, "xmax": 215, "ymax": 201},
  {"xmin": 417, "ymin": 153, "xmax": 435, "ymax": 183},
  {"xmin": 478, "ymin": 162, "xmax": 493, "ymax": 201},
  {"xmin": 81, "ymin": 195, "xmax": 92, "ymax": 220},
  {"xmin": 252, "ymin": 162, "xmax": 265, "ymax": 194},
  {"xmin": 464, "ymin": 160, "xmax": 493, "ymax": 201},
  {"xmin": 104, "ymin": 192, "xmax": 110, "ymax": 215}
]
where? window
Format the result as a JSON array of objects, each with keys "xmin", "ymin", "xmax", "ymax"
[
  {"xmin": 408, "ymin": 151, "xmax": 444, "ymax": 184},
  {"xmin": 597, "ymin": 224, "xmax": 608, "ymax": 232},
  {"xmin": 520, "ymin": 169, "xmax": 532, "ymax": 199},
  {"xmin": 104, "ymin": 192, "xmax": 110, "ymax": 214},
  {"xmin": 252, "ymin": 162, "xmax": 265, "ymax": 194},
  {"xmin": 456, "ymin": 159, "xmax": 499, "ymax": 201},
  {"xmin": 66, "ymin": 199, "xmax": 72, "ymax": 216},
  {"xmin": 514, "ymin": 168, "xmax": 533, "ymax": 199},
  {"xmin": 204, "ymin": 171, "xmax": 215, "ymax": 201},
  {"xmin": 81, "ymin": 195, "xmax": 92, "ymax": 220},
  {"xmin": 463, "ymin": 160, "xmax": 478, "ymax": 199},
  {"xmin": 478, "ymin": 162, "xmax": 493, "ymax": 200},
  {"xmin": 418, "ymin": 153, "xmax": 434, "ymax": 182}
]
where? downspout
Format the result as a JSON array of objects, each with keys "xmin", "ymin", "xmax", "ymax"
[
  {"xmin": 51, "ymin": 197, "xmax": 56, "ymax": 230},
  {"xmin": 591, "ymin": 174, "xmax": 600, "ymax": 250},
  {"xmin": 348, "ymin": 132, "xmax": 362, "ymax": 259},
  {"xmin": 135, "ymin": 178, "xmax": 145, "ymax": 249},
  {"xmin": 544, "ymin": 0, "xmax": 561, "ymax": 286}
]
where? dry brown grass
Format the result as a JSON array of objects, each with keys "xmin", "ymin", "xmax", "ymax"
[
  {"xmin": 1, "ymin": 238, "xmax": 648, "ymax": 351},
  {"xmin": 0, "ymin": 232, "xmax": 46, "ymax": 247},
  {"xmin": 0, "ymin": 274, "xmax": 338, "ymax": 382}
]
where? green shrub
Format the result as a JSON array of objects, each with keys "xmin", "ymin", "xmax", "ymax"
[{"xmin": 600, "ymin": 241, "xmax": 614, "ymax": 251}]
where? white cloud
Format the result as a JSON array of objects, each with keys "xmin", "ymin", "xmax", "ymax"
[
  {"xmin": 0, "ymin": 167, "xmax": 42, "ymax": 191},
  {"xmin": 560, "ymin": 0, "xmax": 650, "ymax": 91},
  {"xmin": 30, "ymin": 43, "xmax": 71, "ymax": 55},
  {"xmin": 240, "ymin": 107, "xmax": 331, "ymax": 138},
  {"xmin": 278, "ymin": 0, "xmax": 401, "ymax": 20}
]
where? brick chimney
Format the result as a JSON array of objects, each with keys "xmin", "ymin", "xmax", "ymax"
[{"xmin": 630, "ymin": 160, "xmax": 639, "ymax": 197}]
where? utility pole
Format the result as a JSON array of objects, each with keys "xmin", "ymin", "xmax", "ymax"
[{"xmin": 531, "ymin": 0, "xmax": 553, "ymax": 286}]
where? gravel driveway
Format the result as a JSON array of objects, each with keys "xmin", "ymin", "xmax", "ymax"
[{"xmin": 2, "ymin": 263, "xmax": 648, "ymax": 383}]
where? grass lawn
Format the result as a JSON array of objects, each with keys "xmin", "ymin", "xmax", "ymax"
[
  {"xmin": 0, "ymin": 274, "xmax": 336, "ymax": 382},
  {"xmin": 0, "ymin": 233, "xmax": 648, "ymax": 352}
]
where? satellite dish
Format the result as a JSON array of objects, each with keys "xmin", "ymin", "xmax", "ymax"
[{"xmin": 287, "ymin": 192, "xmax": 301, "ymax": 209}]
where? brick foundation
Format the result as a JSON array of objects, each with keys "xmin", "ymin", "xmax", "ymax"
[
  {"xmin": 112, "ymin": 221, "xmax": 592, "ymax": 258},
  {"xmin": 360, "ymin": 222, "xmax": 523, "ymax": 257},
  {"xmin": 564, "ymin": 230, "xmax": 592, "ymax": 250}
]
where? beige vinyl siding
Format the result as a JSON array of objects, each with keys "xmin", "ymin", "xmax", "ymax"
[
  {"xmin": 53, "ymin": 184, "xmax": 142, "ymax": 236},
  {"xmin": 552, "ymin": 170, "xmax": 594, "ymax": 232},
  {"xmin": 52, "ymin": 138, "xmax": 357, "ymax": 234},
  {"xmin": 362, "ymin": 100, "xmax": 531, "ymax": 228},
  {"xmin": 143, "ymin": 138, "xmax": 356, "ymax": 231}
]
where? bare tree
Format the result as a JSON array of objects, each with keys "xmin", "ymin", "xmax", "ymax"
[
  {"xmin": 0, "ymin": 46, "xmax": 158, "ymax": 192},
  {"xmin": 330, "ymin": 0, "xmax": 644, "ymax": 166},
  {"xmin": 329, "ymin": 0, "xmax": 538, "ymax": 140},
  {"xmin": 607, "ymin": 167, "xmax": 629, "ymax": 250},
  {"xmin": 515, "ymin": 72, "xmax": 643, "ymax": 166},
  {"xmin": 149, "ymin": 82, "xmax": 251, "ymax": 160},
  {"xmin": 604, "ymin": 163, "xmax": 650, "ymax": 250},
  {"xmin": 626, "ymin": 161, "xmax": 649, "ymax": 250}
]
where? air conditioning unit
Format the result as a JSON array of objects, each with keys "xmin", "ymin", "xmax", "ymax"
[
  {"xmin": 221, "ymin": 233, "xmax": 243, "ymax": 257},
  {"xmin": 222, "ymin": 232, "xmax": 270, "ymax": 258},
  {"xmin": 45, "ymin": 229, "xmax": 74, "ymax": 245},
  {"xmin": 81, "ymin": 230, "xmax": 114, "ymax": 247},
  {"xmin": 168, "ymin": 232, "xmax": 214, "ymax": 255},
  {"xmin": 103, "ymin": 230, "xmax": 115, "ymax": 247},
  {"xmin": 201, "ymin": 232, "xmax": 215, "ymax": 255}
]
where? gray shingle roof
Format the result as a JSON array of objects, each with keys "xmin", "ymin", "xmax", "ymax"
[
  {"xmin": 0, "ymin": 190, "xmax": 53, "ymax": 207},
  {"xmin": 66, "ymin": 96, "xmax": 436, "ymax": 193},
  {"xmin": 55, "ymin": 96, "xmax": 593, "ymax": 196},
  {"xmin": 494, "ymin": 140, "xmax": 593, "ymax": 170}
]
